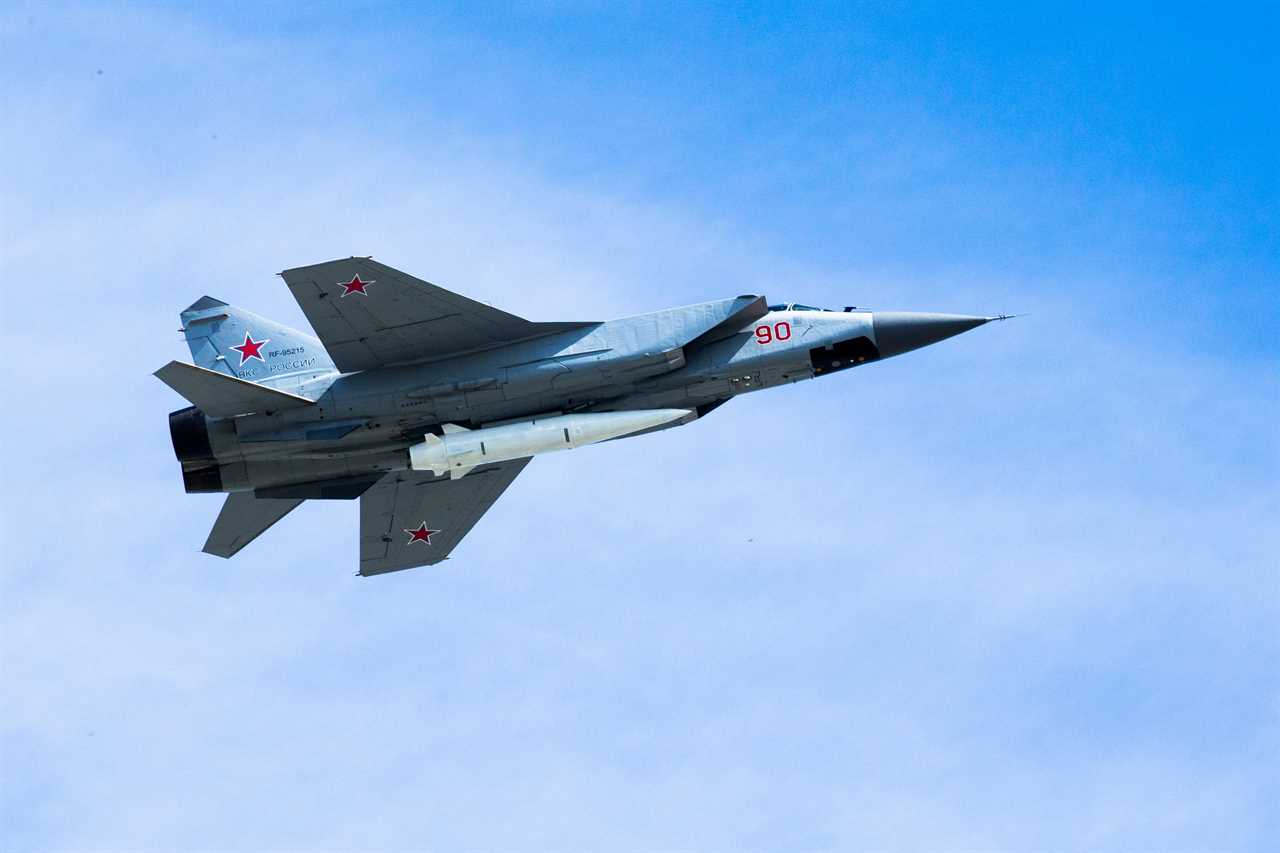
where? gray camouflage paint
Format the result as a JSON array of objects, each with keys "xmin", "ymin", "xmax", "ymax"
[{"xmin": 157, "ymin": 257, "xmax": 999, "ymax": 574}]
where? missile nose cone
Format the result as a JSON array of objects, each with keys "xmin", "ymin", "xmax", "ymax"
[{"xmin": 871, "ymin": 312, "xmax": 992, "ymax": 359}]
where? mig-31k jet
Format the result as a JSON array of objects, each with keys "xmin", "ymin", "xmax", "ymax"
[{"xmin": 156, "ymin": 257, "xmax": 1006, "ymax": 576}]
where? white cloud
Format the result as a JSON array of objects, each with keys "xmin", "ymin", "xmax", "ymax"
[{"xmin": 2, "ymin": 5, "xmax": 1276, "ymax": 852}]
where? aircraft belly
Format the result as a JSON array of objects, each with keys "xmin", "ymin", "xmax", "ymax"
[
  {"xmin": 686, "ymin": 377, "xmax": 733, "ymax": 398},
  {"xmin": 762, "ymin": 361, "xmax": 815, "ymax": 387},
  {"xmin": 190, "ymin": 320, "xmax": 819, "ymax": 498},
  {"xmin": 195, "ymin": 450, "xmax": 408, "ymax": 495},
  {"xmin": 465, "ymin": 387, "xmax": 507, "ymax": 407},
  {"xmin": 502, "ymin": 358, "xmax": 577, "ymax": 399}
]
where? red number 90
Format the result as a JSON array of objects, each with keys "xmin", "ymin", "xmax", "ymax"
[{"xmin": 755, "ymin": 322, "xmax": 791, "ymax": 345}]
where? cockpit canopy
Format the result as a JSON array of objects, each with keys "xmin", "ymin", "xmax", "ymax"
[{"xmin": 767, "ymin": 303, "xmax": 828, "ymax": 312}]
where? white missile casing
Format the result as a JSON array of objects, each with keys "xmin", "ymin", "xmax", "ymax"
[{"xmin": 409, "ymin": 409, "xmax": 692, "ymax": 478}]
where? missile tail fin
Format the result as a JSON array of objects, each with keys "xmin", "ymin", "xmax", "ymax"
[{"xmin": 408, "ymin": 433, "xmax": 449, "ymax": 476}]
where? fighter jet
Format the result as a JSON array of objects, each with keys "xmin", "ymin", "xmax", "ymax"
[{"xmin": 157, "ymin": 257, "xmax": 1005, "ymax": 576}]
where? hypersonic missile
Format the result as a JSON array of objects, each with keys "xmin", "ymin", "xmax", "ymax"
[{"xmin": 409, "ymin": 409, "xmax": 692, "ymax": 479}]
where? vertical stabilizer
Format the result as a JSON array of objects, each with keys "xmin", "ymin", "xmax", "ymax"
[{"xmin": 180, "ymin": 297, "xmax": 337, "ymax": 389}]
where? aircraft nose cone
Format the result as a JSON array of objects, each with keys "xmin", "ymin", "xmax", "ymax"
[{"xmin": 872, "ymin": 312, "xmax": 991, "ymax": 359}]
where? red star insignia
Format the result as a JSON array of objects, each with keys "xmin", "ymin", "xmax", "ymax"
[
  {"xmin": 230, "ymin": 332, "xmax": 269, "ymax": 365},
  {"xmin": 404, "ymin": 522, "xmax": 440, "ymax": 545},
  {"xmin": 339, "ymin": 275, "xmax": 374, "ymax": 297}
]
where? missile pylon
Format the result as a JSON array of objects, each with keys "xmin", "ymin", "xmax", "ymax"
[{"xmin": 409, "ymin": 409, "xmax": 692, "ymax": 478}]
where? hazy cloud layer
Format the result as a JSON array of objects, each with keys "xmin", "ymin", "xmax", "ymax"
[{"xmin": 3, "ymin": 4, "xmax": 1276, "ymax": 851}]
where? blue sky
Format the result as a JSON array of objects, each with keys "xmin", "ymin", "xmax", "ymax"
[{"xmin": 2, "ymin": 3, "xmax": 1277, "ymax": 851}]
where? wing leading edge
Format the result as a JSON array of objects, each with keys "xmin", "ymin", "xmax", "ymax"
[
  {"xmin": 280, "ymin": 257, "xmax": 595, "ymax": 372},
  {"xmin": 358, "ymin": 458, "xmax": 531, "ymax": 576}
]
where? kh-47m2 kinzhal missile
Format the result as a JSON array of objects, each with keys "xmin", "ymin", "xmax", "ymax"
[
  {"xmin": 408, "ymin": 409, "xmax": 692, "ymax": 478},
  {"xmin": 156, "ymin": 257, "xmax": 1009, "ymax": 576}
]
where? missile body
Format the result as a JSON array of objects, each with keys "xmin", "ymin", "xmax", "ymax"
[{"xmin": 409, "ymin": 409, "xmax": 692, "ymax": 478}]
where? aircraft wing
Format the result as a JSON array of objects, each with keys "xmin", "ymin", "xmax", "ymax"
[
  {"xmin": 357, "ymin": 458, "xmax": 531, "ymax": 576},
  {"xmin": 280, "ymin": 257, "xmax": 593, "ymax": 372}
]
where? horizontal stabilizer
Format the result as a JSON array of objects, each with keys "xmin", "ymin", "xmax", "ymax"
[
  {"xmin": 203, "ymin": 493, "xmax": 304, "ymax": 558},
  {"xmin": 154, "ymin": 361, "xmax": 315, "ymax": 418}
]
